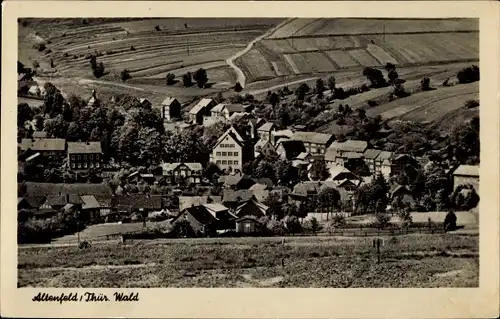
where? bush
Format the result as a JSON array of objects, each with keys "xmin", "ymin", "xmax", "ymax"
[
  {"xmin": 120, "ymin": 69, "xmax": 131, "ymax": 82},
  {"xmin": 457, "ymin": 65, "xmax": 479, "ymax": 84},
  {"xmin": 154, "ymin": 25, "xmax": 161, "ymax": 31},
  {"xmin": 182, "ymin": 72, "xmax": 193, "ymax": 87},
  {"xmin": 166, "ymin": 73, "xmax": 176, "ymax": 85},
  {"xmin": 130, "ymin": 45, "xmax": 136, "ymax": 51},
  {"xmin": 367, "ymin": 99, "xmax": 378, "ymax": 107},
  {"xmin": 193, "ymin": 68, "xmax": 208, "ymax": 88},
  {"xmin": 32, "ymin": 60, "xmax": 40, "ymax": 69},
  {"xmin": 420, "ymin": 77, "xmax": 431, "ymax": 91},
  {"xmin": 375, "ymin": 212, "xmax": 391, "ymax": 229},
  {"xmin": 464, "ymin": 99, "xmax": 479, "ymax": 109},
  {"xmin": 234, "ymin": 82, "xmax": 243, "ymax": 92},
  {"xmin": 33, "ymin": 43, "xmax": 46, "ymax": 52}
]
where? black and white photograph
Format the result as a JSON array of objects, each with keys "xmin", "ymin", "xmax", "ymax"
[{"xmin": 16, "ymin": 15, "xmax": 481, "ymax": 289}]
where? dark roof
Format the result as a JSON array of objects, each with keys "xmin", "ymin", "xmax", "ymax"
[
  {"xmin": 20, "ymin": 138, "xmax": 66, "ymax": 152},
  {"xmin": 21, "ymin": 182, "xmax": 113, "ymax": 197},
  {"xmin": 180, "ymin": 206, "xmax": 217, "ymax": 226},
  {"xmin": 278, "ymin": 140, "xmax": 306, "ymax": 159},
  {"xmin": 21, "ymin": 195, "xmax": 46, "ymax": 208},
  {"xmin": 453, "ymin": 165, "xmax": 479, "ymax": 177},
  {"xmin": 81, "ymin": 195, "xmax": 101, "ymax": 210},
  {"xmin": 235, "ymin": 215, "xmax": 264, "ymax": 223},
  {"xmin": 219, "ymin": 173, "xmax": 252, "ymax": 186},
  {"xmin": 32, "ymin": 131, "xmax": 48, "ymax": 139},
  {"xmin": 114, "ymin": 195, "xmax": 162, "ymax": 211},
  {"xmin": 67, "ymin": 142, "xmax": 102, "ymax": 154},
  {"xmin": 45, "ymin": 194, "xmax": 83, "ymax": 206},
  {"xmin": 257, "ymin": 122, "xmax": 275, "ymax": 132},
  {"xmin": 225, "ymin": 104, "xmax": 246, "ymax": 113},
  {"xmin": 251, "ymin": 178, "xmax": 274, "ymax": 189},
  {"xmin": 291, "ymin": 132, "xmax": 334, "ymax": 145},
  {"xmin": 329, "ymin": 140, "xmax": 368, "ymax": 153},
  {"xmin": 222, "ymin": 189, "xmax": 254, "ymax": 203}
]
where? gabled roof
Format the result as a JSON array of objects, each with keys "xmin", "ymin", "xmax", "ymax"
[
  {"xmin": 190, "ymin": 98, "xmax": 214, "ymax": 115},
  {"xmin": 21, "ymin": 182, "xmax": 113, "ymax": 197},
  {"xmin": 291, "ymin": 132, "xmax": 334, "ymax": 145},
  {"xmin": 26, "ymin": 153, "xmax": 41, "ymax": 162},
  {"xmin": 329, "ymin": 140, "xmax": 368, "ymax": 153},
  {"xmin": 327, "ymin": 165, "xmax": 359, "ymax": 181},
  {"xmin": 179, "ymin": 196, "xmax": 208, "ymax": 211},
  {"xmin": 211, "ymin": 103, "xmax": 225, "ymax": 113},
  {"xmin": 32, "ymin": 131, "xmax": 47, "ymax": 139},
  {"xmin": 257, "ymin": 122, "xmax": 275, "ymax": 132},
  {"xmin": 453, "ymin": 165, "xmax": 479, "ymax": 177},
  {"xmin": 225, "ymin": 104, "xmax": 246, "ymax": 113},
  {"xmin": 255, "ymin": 139, "xmax": 273, "ymax": 150},
  {"xmin": 364, "ymin": 149, "xmax": 382, "ymax": 160},
  {"xmin": 139, "ymin": 98, "xmax": 151, "ymax": 105},
  {"xmin": 202, "ymin": 203, "xmax": 229, "ymax": 214},
  {"xmin": 295, "ymin": 152, "xmax": 312, "ymax": 160},
  {"xmin": 131, "ymin": 195, "xmax": 162, "ymax": 210},
  {"xmin": 214, "ymin": 126, "xmax": 247, "ymax": 148},
  {"xmin": 272, "ymin": 129, "xmax": 294, "ymax": 138},
  {"xmin": 45, "ymin": 194, "xmax": 83, "ymax": 206},
  {"xmin": 222, "ymin": 189, "xmax": 254, "ymax": 203},
  {"xmin": 277, "ymin": 140, "xmax": 306, "ymax": 159},
  {"xmin": 19, "ymin": 195, "xmax": 46, "ymax": 209},
  {"xmin": 376, "ymin": 151, "xmax": 393, "ymax": 161},
  {"xmin": 67, "ymin": 142, "xmax": 102, "ymax": 154},
  {"xmin": 81, "ymin": 195, "xmax": 101, "ymax": 210},
  {"xmin": 344, "ymin": 152, "xmax": 363, "ymax": 159},
  {"xmin": 389, "ymin": 184, "xmax": 410, "ymax": 196},
  {"xmin": 219, "ymin": 173, "xmax": 252, "ymax": 186},
  {"xmin": 20, "ymin": 138, "xmax": 66, "ymax": 152},
  {"xmin": 292, "ymin": 181, "xmax": 339, "ymax": 196},
  {"xmin": 251, "ymin": 178, "xmax": 273, "ymax": 189},
  {"xmin": 161, "ymin": 162, "xmax": 203, "ymax": 172},
  {"xmin": 235, "ymin": 198, "xmax": 269, "ymax": 216},
  {"xmin": 161, "ymin": 97, "xmax": 178, "ymax": 106},
  {"xmin": 179, "ymin": 205, "xmax": 218, "ymax": 226}
]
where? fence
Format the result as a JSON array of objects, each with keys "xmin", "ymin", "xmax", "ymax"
[{"xmin": 329, "ymin": 227, "xmax": 445, "ymax": 237}]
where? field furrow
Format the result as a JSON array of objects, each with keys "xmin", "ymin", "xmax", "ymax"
[
  {"xmin": 325, "ymin": 50, "xmax": 360, "ymax": 68},
  {"xmin": 347, "ymin": 49, "xmax": 381, "ymax": 66}
]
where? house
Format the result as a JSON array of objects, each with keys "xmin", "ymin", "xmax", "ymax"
[
  {"xmin": 202, "ymin": 203, "xmax": 236, "ymax": 230},
  {"xmin": 276, "ymin": 140, "xmax": 306, "ymax": 160},
  {"xmin": 374, "ymin": 151, "xmax": 393, "ymax": 177},
  {"xmin": 452, "ymin": 165, "xmax": 479, "ymax": 193},
  {"xmin": 189, "ymin": 98, "xmax": 216, "ymax": 124},
  {"xmin": 18, "ymin": 195, "xmax": 46, "ymax": 211},
  {"xmin": 130, "ymin": 195, "xmax": 163, "ymax": 216},
  {"xmin": 178, "ymin": 196, "xmax": 209, "ymax": 211},
  {"xmin": 271, "ymin": 129, "xmax": 294, "ymax": 146},
  {"xmin": 249, "ymin": 183, "xmax": 270, "ymax": 202},
  {"xmin": 325, "ymin": 164, "xmax": 360, "ymax": 183},
  {"xmin": 290, "ymin": 132, "xmax": 335, "ymax": 155},
  {"xmin": 210, "ymin": 103, "xmax": 246, "ymax": 120},
  {"xmin": 19, "ymin": 182, "xmax": 113, "ymax": 199},
  {"xmin": 363, "ymin": 149, "xmax": 382, "ymax": 174},
  {"xmin": 326, "ymin": 140, "xmax": 368, "ymax": 165},
  {"xmin": 139, "ymin": 98, "xmax": 152, "ymax": 109},
  {"xmin": 20, "ymin": 138, "xmax": 66, "ymax": 155},
  {"xmin": 235, "ymin": 216, "xmax": 264, "ymax": 233},
  {"xmin": 218, "ymin": 173, "xmax": 255, "ymax": 190},
  {"xmin": 389, "ymin": 154, "xmax": 419, "ymax": 177},
  {"xmin": 67, "ymin": 142, "xmax": 103, "ymax": 170},
  {"xmin": 80, "ymin": 195, "xmax": 102, "ymax": 222},
  {"xmin": 211, "ymin": 126, "xmax": 255, "ymax": 172},
  {"xmin": 157, "ymin": 97, "xmax": 181, "ymax": 123},
  {"xmin": 234, "ymin": 197, "xmax": 269, "ymax": 218},
  {"xmin": 27, "ymin": 85, "xmax": 45, "ymax": 97},
  {"xmin": 171, "ymin": 205, "xmax": 220, "ymax": 235},
  {"xmin": 222, "ymin": 189, "xmax": 254, "ymax": 208},
  {"xmin": 161, "ymin": 163, "xmax": 203, "ymax": 184},
  {"xmin": 40, "ymin": 194, "xmax": 83, "ymax": 211},
  {"xmin": 256, "ymin": 122, "xmax": 276, "ymax": 142},
  {"xmin": 254, "ymin": 139, "xmax": 275, "ymax": 157}
]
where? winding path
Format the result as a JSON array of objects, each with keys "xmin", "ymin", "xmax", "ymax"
[{"xmin": 226, "ymin": 19, "xmax": 294, "ymax": 88}]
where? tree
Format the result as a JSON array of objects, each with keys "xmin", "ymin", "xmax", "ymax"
[
  {"xmin": 120, "ymin": 69, "xmax": 131, "ymax": 82},
  {"xmin": 309, "ymin": 217, "xmax": 321, "ymax": 235},
  {"xmin": 66, "ymin": 122, "xmax": 81, "ymax": 141},
  {"xmin": 166, "ymin": 73, "xmax": 176, "ymax": 85},
  {"xmin": 327, "ymin": 76, "xmax": 336, "ymax": 93},
  {"xmin": 44, "ymin": 115, "xmax": 68, "ymax": 138},
  {"xmin": 450, "ymin": 118, "xmax": 480, "ymax": 164},
  {"xmin": 263, "ymin": 193, "xmax": 284, "ymax": 219},
  {"xmin": 388, "ymin": 70, "xmax": 399, "ymax": 85},
  {"xmin": 182, "ymin": 72, "xmax": 193, "ymax": 87},
  {"xmin": 89, "ymin": 55, "xmax": 105, "ymax": 78},
  {"xmin": 309, "ymin": 159, "xmax": 330, "ymax": 181},
  {"xmin": 32, "ymin": 60, "xmax": 40, "ymax": 69},
  {"xmin": 420, "ymin": 77, "xmax": 431, "ymax": 91},
  {"xmin": 274, "ymin": 159, "xmax": 298, "ymax": 186},
  {"xmin": 269, "ymin": 92, "xmax": 279, "ymax": 107},
  {"xmin": 154, "ymin": 25, "xmax": 161, "ymax": 31},
  {"xmin": 193, "ymin": 68, "xmax": 208, "ymax": 88},
  {"xmin": 18, "ymin": 103, "xmax": 33, "ymax": 128},
  {"xmin": 457, "ymin": 65, "xmax": 479, "ymax": 84},
  {"xmin": 375, "ymin": 212, "xmax": 391, "ymax": 229},
  {"xmin": 253, "ymin": 160, "xmax": 275, "ymax": 180},
  {"xmin": 362, "ymin": 67, "xmax": 387, "ymax": 88},
  {"xmin": 234, "ymin": 82, "xmax": 243, "ymax": 92},
  {"xmin": 316, "ymin": 187, "xmax": 341, "ymax": 220},
  {"xmin": 398, "ymin": 208, "xmax": 412, "ymax": 230},
  {"xmin": 385, "ymin": 62, "xmax": 396, "ymax": 72},
  {"xmin": 315, "ymin": 78, "xmax": 326, "ymax": 98},
  {"xmin": 443, "ymin": 209, "xmax": 457, "ymax": 231},
  {"xmin": 50, "ymin": 58, "xmax": 54, "ymax": 68},
  {"xmin": 295, "ymin": 83, "xmax": 310, "ymax": 101}
]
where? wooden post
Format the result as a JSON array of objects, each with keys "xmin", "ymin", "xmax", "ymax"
[{"xmin": 377, "ymin": 238, "xmax": 381, "ymax": 264}]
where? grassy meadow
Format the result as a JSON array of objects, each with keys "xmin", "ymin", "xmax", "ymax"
[{"xmin": 18, "ymin": 234, "xmax": 478, "ymax": 288}]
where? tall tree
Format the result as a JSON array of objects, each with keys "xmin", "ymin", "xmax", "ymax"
[
  {"xmin": 309, "ymin": 159, "xmax": 330, "ymax": 181},
  {"xmin": 327, "ymin": 76, "xmax": 336, "ymax": 93},
  {"xmin": 193, "ymin": 68, "xmax": 208, "ymax": 88}
]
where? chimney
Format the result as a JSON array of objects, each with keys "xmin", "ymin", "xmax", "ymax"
[{"xmin": 66, "ymin": 193, "xmax": 70, "ymax": 203}]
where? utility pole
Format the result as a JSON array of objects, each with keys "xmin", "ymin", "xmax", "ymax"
[{"xmin": 383, "ymin": 24, "xmax": 386, "ymax": 42}]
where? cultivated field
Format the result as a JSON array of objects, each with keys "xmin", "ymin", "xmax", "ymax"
[{"xmin": 18, "ymin": 233, "xmax": 478, "ymax": 288}]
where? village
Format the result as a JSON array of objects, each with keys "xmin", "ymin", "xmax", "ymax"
[{"xmin": 17, "ymin": 62, "xmax": 480, "ymax": 242}]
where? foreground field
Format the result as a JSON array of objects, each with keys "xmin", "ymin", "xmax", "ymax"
[{"xmin": 18, "ymin": 234, "xmax": 478, "ymax": 288}]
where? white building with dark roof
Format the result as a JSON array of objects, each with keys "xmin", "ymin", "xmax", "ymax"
[{"xmin": 67, "ymin": 142, "xmax": 103, "ymax": 170}]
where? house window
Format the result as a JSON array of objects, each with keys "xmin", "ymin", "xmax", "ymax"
[
  {"xmin": 78, "ymin": 155, "xmax": 81, "ymax": 160},
  {"xmin": 216, "ymin": 160, "xmax": 221, "ymax": 164},
  {"xmin": 228, "ymin": 160, "xmax": 233, "ymax": 165},
  {"xmin": 222, "ymin": 160, "xmax": 227, "ymax": 165},
  {"xmin": 234, "ymin": 160, "xmax": 239, "ymax": 165},
  {"xmin": 84, "ymin": 162, "xmax": 88, "ymax": 168},
  {"xmin": 78, "ymin": 163, "xmax": 81, "ymax": 168},
  {"xmin": 221, "ymin": 144, "xmax": 225, "ymax": 148},
  {"xmin": 216, "ymin": 152, "xmax": 221, "ymax": 156},
  {"xmin": 96, "ymin": 154, "xmax": 100, "ymax": 160},
  {"xmin": 230, "ymin": 144, "xmax": 235, "ymax": 148},
  {"xmin": 90, "ymin": 154, "xmax": 93, "ymax": 160},
  {"xmin": 71, "ymin": 163, "xmax": 75, "ymax": 168},
  {"xmin": 228, "ymin": 152, "xmax": 233, "ymax": 156},
  {"xmin": 234, "ymin": 152, "xmax": 239, "ymax": 156},
  {"xmin": 96, "ymin": 163, "xmax": 100, "ymax": 168},
  {"xmin": 90, "ymin": 162, "xmax": 94, "ymax": 168},
  {"xmin": 83, "ymin": 155, "xmax": 87, "ymax": 160},
  {"xmin": 71, "ymin": 155, "xmax": 76, "ymax": 161},
  {"xmin": 222, "ymin": 152, "xmax": 227, "ymax": 156}
]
